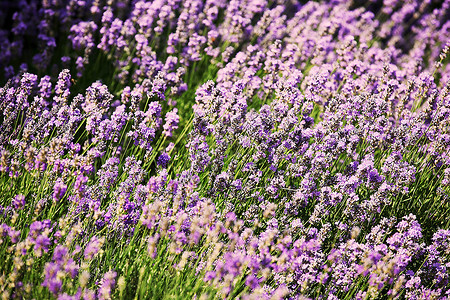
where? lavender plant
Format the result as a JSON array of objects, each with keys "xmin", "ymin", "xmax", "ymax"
[{"xmin": 1, "ymin": 0, "xmax": 450, "ymax": 299}]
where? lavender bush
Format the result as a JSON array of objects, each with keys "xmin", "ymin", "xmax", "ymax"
[{"xmin": 0, "ymin": 0, "xmax": 450, "ymax": 299}]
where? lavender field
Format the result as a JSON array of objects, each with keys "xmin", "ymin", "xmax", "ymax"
[{"xmin": 0, "ymin": 0, "xmax": 450, "ymax": 299}]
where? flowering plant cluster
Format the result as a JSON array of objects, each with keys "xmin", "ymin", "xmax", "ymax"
[{"xmin": 1, "ymin": 0, "xmax": 450, "ymax": 299}]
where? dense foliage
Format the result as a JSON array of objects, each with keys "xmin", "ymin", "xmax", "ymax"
[{"xmin": 1, "ymin": 0, "xmax": 450, "ymax": 299}]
